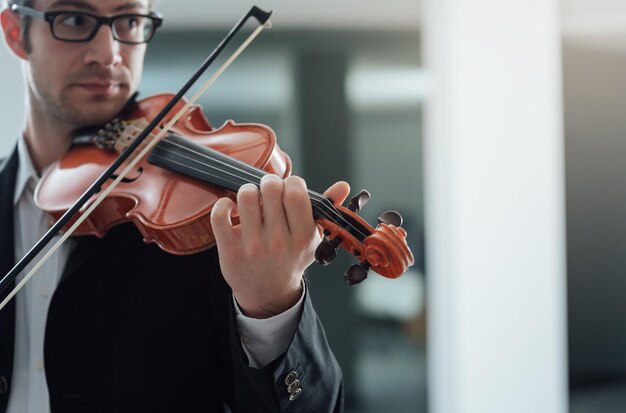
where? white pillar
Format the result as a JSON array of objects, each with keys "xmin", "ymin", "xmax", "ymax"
[{"xmin": 423, "ymin": 1, "xmax": 567, "ymax": 413}]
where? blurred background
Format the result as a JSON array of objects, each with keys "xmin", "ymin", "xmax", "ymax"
[{"xmin": 3, "ymin": 0, "xmax": 626, "ymax": 412}]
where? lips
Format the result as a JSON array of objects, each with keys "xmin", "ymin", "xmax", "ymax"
[{"xmin": 73, "ymin": 80, "xmax": 124, "ymax": 96}]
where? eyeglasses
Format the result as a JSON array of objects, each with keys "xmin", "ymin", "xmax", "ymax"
[{"xmin": 10, "ymin": 4, "xmax": 163, "ymax": 44}]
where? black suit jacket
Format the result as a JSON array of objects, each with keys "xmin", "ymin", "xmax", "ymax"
[{"xmin": 0, "ymin": 146, "xmax": 343, "ymax": 413}]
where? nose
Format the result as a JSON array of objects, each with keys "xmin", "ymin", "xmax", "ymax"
[{"xmin": 83, "ymin": 23, "xmax": 122, "ymax": 68}]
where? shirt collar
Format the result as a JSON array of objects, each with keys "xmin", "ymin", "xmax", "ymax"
[{"xmin": 13, "ymin": 136, "xmax": 39, "ymax": 206}]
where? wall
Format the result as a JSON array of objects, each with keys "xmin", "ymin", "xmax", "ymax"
[{"xmin": 0, "ymin": 41, "xmax": 24, "ymax": 156}]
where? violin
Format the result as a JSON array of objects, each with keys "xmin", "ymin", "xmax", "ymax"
[
  {"xmin": 35, "ymin": 93, "xmax": 415, "ymax": 284},
  {"xmin": 0, "ymin": 6, "xmax": 413, "ymax": 312}
]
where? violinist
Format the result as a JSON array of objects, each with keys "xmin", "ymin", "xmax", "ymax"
[{"xmin": 0, "ymin": 0, "xmax": 346, "ymax": 411}]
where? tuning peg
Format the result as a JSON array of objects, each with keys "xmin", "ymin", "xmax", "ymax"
[
  {"xmin": 345, "ymin": 262, "xmax": 370, "ymax": 286},
  {"xmin": 315, "ymin": 236, "xmax": 342, "ymax": 266},
  {"xmin": 377, "ymin": 210, "xmax": 403, "ymax": 227},
  {"xmin": 347, "ymin": 190, "xmax": 371, "ymax": 213}
]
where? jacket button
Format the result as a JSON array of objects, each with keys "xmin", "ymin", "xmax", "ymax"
[
  {"xmin": 287, "ymin": 379, "xmax": 300, "ymax": 394},
  {"xmin": 284, "ymin": 370, "xmax": 298, "ymax": 385},
  {"xmin": 0, "ymin": 376, "xmax": 8, "ymax": 394},
  {"xmin": 289, "ymin": 387, "xmax": 302, "ymax": 401}
]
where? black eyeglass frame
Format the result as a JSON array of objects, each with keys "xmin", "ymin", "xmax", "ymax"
[{"xmin": 10, "ymin": 3, "xmax": 163, "ymax": 44}]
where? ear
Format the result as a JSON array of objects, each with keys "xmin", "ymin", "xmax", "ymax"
[{"xmin": 1, "ymin": 8, "xmax": 28, "ymax": 60}]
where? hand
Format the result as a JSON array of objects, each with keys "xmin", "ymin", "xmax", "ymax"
[{"xmin": 210, "ymin": 175, "xmax": 350, "ymax": 318}]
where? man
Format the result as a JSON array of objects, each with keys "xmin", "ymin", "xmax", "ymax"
[{"xmin": 0, "ymin": 0, "xmax": 347, "ymax": 411}]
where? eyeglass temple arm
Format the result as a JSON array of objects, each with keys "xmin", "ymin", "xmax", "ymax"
[{"xmin": 11, "ymin": 4, "xmax": 46, "ymax": 19}]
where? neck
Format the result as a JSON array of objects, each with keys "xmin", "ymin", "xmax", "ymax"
[{"xmin": 22, "ymin": 98, "xmax": 75, "ymax": 175}]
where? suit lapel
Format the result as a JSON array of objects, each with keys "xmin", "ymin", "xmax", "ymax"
[
  {"xmin": 0, "ymin": 146, "xmax": 17, "ymax": 300},
  {"xmin": 0, "ymin": 146, "xmax": 18, "ymax": 413}
]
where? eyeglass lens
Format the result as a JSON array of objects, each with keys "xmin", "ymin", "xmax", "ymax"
[{"xmin": 52, "ymin": 13, "xmax": 155, "ymax": 43}]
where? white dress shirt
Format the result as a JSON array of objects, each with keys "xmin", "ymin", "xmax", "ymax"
[
  {"xmin": 6, "ymin": 137, "xmax": 72, "ymax": 413},
  {"xmin": 6, "ymin": 136, "xmax": 302, "ymax": 413}
]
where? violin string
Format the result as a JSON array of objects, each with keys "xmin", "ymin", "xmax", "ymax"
[
  {"xmin": 152, "ymin": 136, "xmax": 371, "ymax": 240},
  {"xmin": 157, "ymin": 138, "xmax": 352, "ymax": 229},
  {"xmin": 149, "ymin": 148, "xmax": 364, "ymax": 240},
  {"xmin": 151, "ymin": 135, "xmax": 369, "ymax": 238},
  {"xmin": 154, "ymin": 135, "xmax": 360, "ymax": 229},
  {"xmin": 162, "ymin": 137, "xmax": 372, "ymax": 240},
  {"xmin": 0, "ymin": 20, "xmax": 272, "ymax": 312}
]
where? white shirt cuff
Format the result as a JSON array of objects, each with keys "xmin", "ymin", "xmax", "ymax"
[{"xmin": 233, "ymin": 283, "xmax": 305, "ymax": 368}]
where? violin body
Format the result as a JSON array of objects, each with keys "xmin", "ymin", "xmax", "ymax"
[
  {"xmin": 35, "ymin": 94, "xmax": 413, "ymax": 280},
  {"xmin": 35, "ymin": 94, "xmax": 292, "ymax": 255}
]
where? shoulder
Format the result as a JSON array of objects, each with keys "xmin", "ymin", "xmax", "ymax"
[
  {"xmin": 0, "ymin": 149, "xmax": 16, "ymax": 176},
  {"xmin": 0, "ymin": 145, "xmax": 18, "ymax": 171}
]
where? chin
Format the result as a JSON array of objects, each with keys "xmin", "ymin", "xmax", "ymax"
[
  {"xmin": 68, "ymin": 98, "xmax": 130, "ymax": 128},
  {"xmin": 59, "ymin": 87, "xmax": 134, "ymax": 127},
  {"xmin": 70, "ymin": 110, "xmax": 120, "ymax": 129}
]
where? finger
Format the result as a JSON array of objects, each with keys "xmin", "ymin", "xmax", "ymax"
[
  {"xmin": 259, "ymin": 174, "xmax": 288, "ymax": 234},
  {"xmin": 283, "ymin": 176, "xmax": 316, "ymax": 240},
  {"xmin": 210, "ymin": 197, "xmax": 239, "ymax": 247},
  {"xmin": 237, "ymin": 183, "xmax": 262, "ymax": 241},
  {"xmin": 323, "ymin": 181, "xmax": 351, "ymax": 206}
]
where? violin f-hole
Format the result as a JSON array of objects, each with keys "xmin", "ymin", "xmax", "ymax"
[{"xmin": 110, "ymin": 166, "xmax": 144, "ymax": 183}]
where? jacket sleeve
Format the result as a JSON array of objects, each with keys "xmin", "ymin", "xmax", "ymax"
[{"xmin": 227, "ymin": 285, "xmax": 344, "ymax": 413}]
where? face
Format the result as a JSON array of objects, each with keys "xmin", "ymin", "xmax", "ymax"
[{"xmin": 24, "ymin": 0, "xmax": 149, "ymax": 129}]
